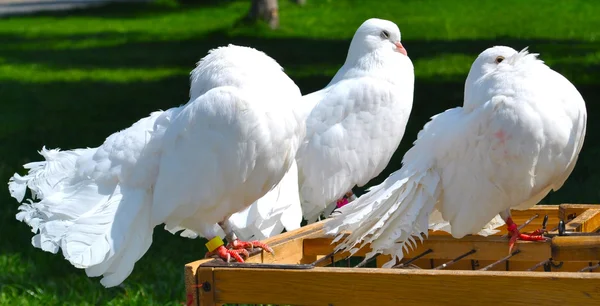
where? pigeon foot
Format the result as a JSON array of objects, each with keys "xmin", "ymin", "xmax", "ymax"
[
  {"xmin": 506, "ymin": 217, "xmax": 548, "ymax": 253},
  {"xmin": 204, "ymin": 245, "xmax": 249, "ymax": 262},
  {"xmin": 228, "ymin": 239, "xmax": 274, "ymax": 255}
]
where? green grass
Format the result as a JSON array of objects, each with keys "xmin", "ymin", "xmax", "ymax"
[{"xmin": 1, "ymin": 0, "xmax": 600, "ymax": 304}]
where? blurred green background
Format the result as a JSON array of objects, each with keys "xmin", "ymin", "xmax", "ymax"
[{"xmin": 1, "ymin": 0, "xmax": 599, "ymax": 304}]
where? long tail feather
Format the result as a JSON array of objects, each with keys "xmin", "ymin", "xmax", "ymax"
[
  {"xmin": 9, "ymin": 109, "xmax": 175, "ymax": 288},
  {"xmin": 324, "ymin": 168, "xmax": 441, "ymax": 268},
  {"xmin": 9, "ymin": 147, "xmax": 91, "ymax": 202}
]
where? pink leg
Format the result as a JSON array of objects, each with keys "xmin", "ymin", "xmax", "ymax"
[
  {"xmin": 505, "ymin": 217, "xmax": 547, "ymax": 253},
  {"xmin": 227, "ymin": 239, "xmax": 274, "ymax": 254},
  {"xmin": 204, "ymin": 245, "xmax": 249, "ymax": 262}
]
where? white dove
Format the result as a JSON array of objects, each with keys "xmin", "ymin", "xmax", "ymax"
[
  {"xmin": 325, "ymin": 46, "xmax": 587, "ymax": 267},
  {"xmin": 8, "ymin": 44, "xmax": 305, "ymax": 287},
  {"xmin": 171, "ymin": 18, "xmax": 413, "ymax": 241},
  {"xmin": 296, "ymin": 18, "xmax": 414, "ymax": 223}
]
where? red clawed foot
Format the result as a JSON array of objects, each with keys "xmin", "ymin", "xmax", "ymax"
[
  {"xmin": 506, "ymin": 218, "xmax": 548, "ymax": 253},
  {"xmin": 335, "ymin": 191, "xmax": 356, "ymax": 209},
  {"xmin": 227, "ymin": 239, "xmax": 274, "ymax": 254},
  {"xmin": 204, "ymin": 245, "xmax": 249, "ymax": 262}
]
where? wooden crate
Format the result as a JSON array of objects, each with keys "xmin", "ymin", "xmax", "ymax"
[{"xmin": 184, "ymin": 204, "xmax": 600, "ymax": 306}]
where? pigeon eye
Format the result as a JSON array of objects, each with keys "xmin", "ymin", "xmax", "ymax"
[
  {"xmin": 495, "ymin": 56, "xmax": 505, "ymax": 64},
  {"xmin": 380, "ymin": 30, "xmax": 390, "ymax": 39}
]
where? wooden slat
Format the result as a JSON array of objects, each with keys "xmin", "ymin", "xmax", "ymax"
[
  {"xmin": 184, "ymin": 259, "xmax": 214, "ymax": 306},
  {"xmin": 304, "ymin": 235, "xmax": 551, "ymax": 261},
  {"xmin": 565, "ymin": 209, "xmax": 600, "ymax": 233},
  {"xmin": 559, "ymin": 204, "xmax": 599, "ymax": 222},
  {"xmin": 403, "ymin": 258, "xmax": 600, "ymax": 273},
  {"xmin": 211, "ymin": 267, "xmax": 600, "ymax": 305},
  {"xmin": 197, "ymin": 266, "xmax": 218, "ymax": 306},
  {"xmin": 552, "ymin": 236, "xmax": 600, "ymax": 261},
  {"xmin": 244, "ymin": 220, "xmax": 325, "ymax": 264},
  {"xmin": 261, "ymin": 219, "xmax": 325, "ymax": 245},
  {"xmin": 376, "ymin": 254, "xmax": 393, "ymax": 268}
]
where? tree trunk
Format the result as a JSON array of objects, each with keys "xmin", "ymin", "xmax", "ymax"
[{"xmin": 248, "ymin": 0, "xmax": 279, "ymax": 29}]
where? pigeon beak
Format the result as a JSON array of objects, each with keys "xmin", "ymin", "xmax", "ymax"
[{"xmin": 394, "ymin": 42, "xmax": 407, "ymax": 56}]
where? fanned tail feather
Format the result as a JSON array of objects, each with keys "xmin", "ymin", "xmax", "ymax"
[
  {"xmin": 9, "ymin": 147, "xmax": 92, "ymax": 202},
  {"xmin": 324, "ymin": 168, "xmax": 441, "ymax": 268},
  {"xmin": 15, "ymin": 171, "xmax": 154, "ymax": 287},
  {"xmin": 83, "ymin": 189, "xmax": 153, "ymax": 287},
  {"xmin": 9, "ymin": 109, "xmax": 176, "ymax": 288}
]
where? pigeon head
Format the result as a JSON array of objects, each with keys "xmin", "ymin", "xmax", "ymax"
[
  {"xmin": 347, "ymin": 18, "xmax": 407, "ymax": 59},
  {"xmin": 467, "ymin": 46, "xmax": 519, "ymax": 81},
  {"xmin": 463, "ymin": 46, "xmax": 519, "ymax": 109}
]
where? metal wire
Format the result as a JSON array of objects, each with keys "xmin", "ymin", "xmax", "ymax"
[
  {"xmin": 433, "ymin": 249, "xmax": 477, "ymax": 270},
  {"xmin": 579, "ymin": 262, "xmax": 600, "ymax": 272},
  {"xmin": 310, "ymin": 251, "xmax": 336, "ymax": 266},
  {"xmin": 480, "ymin": 249, "xmax": 521, "ymax": 271},
  {"xmin": 392, "ymin": 249, "xmax": 433, "ymax": 269},
  {"xmin": 354, "ymin": 253, "xmax": 380, "ymax": 268},
  {"xmin": 526, "ymin": 259, "xmax": 551, "ymax": 271}
]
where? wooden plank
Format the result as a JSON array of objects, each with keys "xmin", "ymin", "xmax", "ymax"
[
  {"xmin": 304, "ymin": 235, "xmax": 551, "ymax": 262},
  {"xmin": 184, "ymin": 259, "xmax": 214, "ymax": 306},
  {"xmin": 404, "ymin": 258, "xmax": 600, "ymax": 272},
  {"xmin": 552, "ymin": 236, "xmax": 600, "ymax": 261},
  {"xmin": 211, "ymin": 267, "xmax": 600, "ymax": 305},
  {"xmin": 261, "ymin": 219, "xmax": 325, "ymax": 246},
  {"xmin": 262, "ymin": 235, "xmax": 309, "ymax": 264},
  {"xmin": 241, "ymin": 220, "xmax": 325, "ymax": 264},
  {"xmin": 559, "ymin": 204, "xmax": 598, "ymax": 222},
  {"xmin": 376, "ymin": 254, "xmax": 393, "ymax": 268},
  {"xmin": 582, "ymin": 211, "xmax": 600, "ymax": 232},
  {"xmin": 197, "ymin": 266, "xmax": 218, "ymax": 306},
  {"xmin": 564, "ymin": 209, "xmax": 600, "ymax": 233}
]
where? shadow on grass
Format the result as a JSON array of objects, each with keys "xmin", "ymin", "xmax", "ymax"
[{"xmin": 0, "ymin": 14, "xmax": 599, "ymax": 305}]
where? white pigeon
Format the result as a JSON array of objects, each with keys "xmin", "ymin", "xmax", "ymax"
[
  {"xmin": 324, "ymin": 46, "xmax": 587, "ymax": 267},
  {"xmin": 8, "ymin": 44, "xmax": 305, "ymax": 287},
  {"xmin": 296, "ymin": 18, "xmax": 414, "ymax": 223}
]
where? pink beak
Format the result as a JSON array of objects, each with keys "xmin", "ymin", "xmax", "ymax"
[{"xmin": 394, "ymin": 42, "xmax": 407, "ymax": 56}]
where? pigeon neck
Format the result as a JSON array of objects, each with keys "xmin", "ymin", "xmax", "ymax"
[
  {"xmin": 338, "ymin": 49, "xmax": 408, "ymax": 85},
  {"xmin": 344, "ymin": 48, "xmax": 386, "ymax": 70}
]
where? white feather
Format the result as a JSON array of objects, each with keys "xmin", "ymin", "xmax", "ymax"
[
  {"xmin": 9, "ymin": 44, "xmax": 304, "ymax": 287},
  {"xmin": 325, "ymin": 46, "xmax": 587, "ymax": 267},
  {"xmin": 297, "ymin": 18, "xmax": 415, "ymax": 223}
]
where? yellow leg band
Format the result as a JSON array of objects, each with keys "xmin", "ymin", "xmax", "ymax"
[{"xmin": 205, "ymin": 236, "xmax": 224, "ymax": 252}]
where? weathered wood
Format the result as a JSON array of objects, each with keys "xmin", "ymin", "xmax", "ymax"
[
  {"xmin": 246, "ymin": 220, "xmax": 324, "ymax": 264},
  {"xmin": 559, "ymin": 204, "xmax": 599, "ymax": 222},
  {"xmin": 304, "ymin": 235, "xmax": 551, "ymax": 262},
  {"xmin": 564, "ymin": 209, "xmax": 600, "ymax": 233},
  {"xmin": 552, "ymin": 236, "xmax": 600, "ymax": 261},
  {"xmin": 184, "ymin": 205, "xmax": 600, "ymax": 305},
  {"xmin": 211, "ymin": 267, "xmax": 600, "ymax": 305},
  {"xmin": 376, "ymin": 254, "xmax": 392, "ymax": 268},
  {"xmin": 404, "ymin": 258, "xmax": 599, "ymax": 273},
  {"xmin": 197, "ymin": 266, "xmax": 217, "ymax": 306},
  {"xmin": 184, "ymin": 259, "xmax": 214, "ymax": 306}
]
